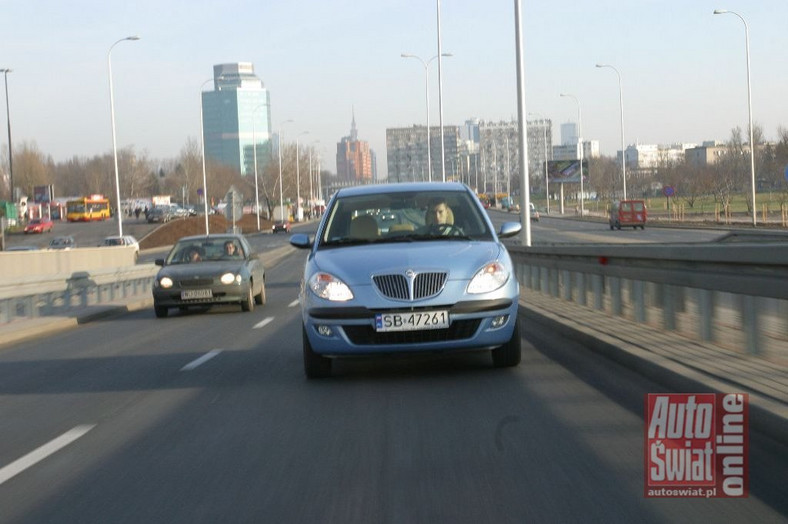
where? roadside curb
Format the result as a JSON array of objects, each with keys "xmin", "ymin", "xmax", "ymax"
[{"xmin": 520, "ymin": 299, "xmax": 788, "ymax": 446}]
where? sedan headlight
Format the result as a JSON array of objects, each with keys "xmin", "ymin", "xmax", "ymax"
[
  {"xmin": 308, "ymin": 272, "xmax": 353, "ymax": 301},
  {"xmin": 159, "ymin": 277, "xmax": 174, "ymax": 289},
  {"xmin": 221, "ymin": 272, "xmax": 241, "ymax": 285},
  {"xmin": 467, "ymin": 262, "xmax": 509, "ymax": 294}
]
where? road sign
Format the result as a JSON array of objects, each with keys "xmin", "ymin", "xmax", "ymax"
[{"xmin": 663, "ymin": 186, "xmax": 675, "ymax": 197}]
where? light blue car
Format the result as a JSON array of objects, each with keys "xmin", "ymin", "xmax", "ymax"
[{"xmin": 290, "ymin": 182, "xmax": 523, "ymax": 378}]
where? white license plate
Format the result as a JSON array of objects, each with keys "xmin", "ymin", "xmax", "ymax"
[
  {"xmin": 181, "ymin": 289, "xmax": 212, "ymax": 300},
  {"xmin": 375, "ymin": 310, "xmax": 449, "ymax": 332}
]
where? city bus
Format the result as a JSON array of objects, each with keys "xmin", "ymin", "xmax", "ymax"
[{"xmin": 66, "ymin": 195, "xmax": 111, "ymax": 222}]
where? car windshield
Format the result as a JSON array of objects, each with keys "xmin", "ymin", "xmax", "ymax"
[
  {"xmin": 318, "ymin": 190, "xmax": 492, "ymax": 247},
  {"xmin": 166, "ymin": 238, "xmax": 245, "ymax": 264}
]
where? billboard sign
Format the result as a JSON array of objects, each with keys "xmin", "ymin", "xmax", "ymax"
[{"xmin": 547, "ymin": 160, "xmax": 588, "ymax": 184}]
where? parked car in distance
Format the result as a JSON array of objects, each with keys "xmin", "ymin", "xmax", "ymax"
[
  {"xmin": 290, "ymin": 181, "xmax": 523, "ymax": 378},
  {"xmin": 609, "ymin": 199, "xmax": 647, "ymax": 230},
  {"xmin": 24, "ymin": 217, "xmax": 54, "ymax": 234},
  {"xmin": 146, "ymin": 206, "xmax": 172, "ymax": 223},
  {"xmin": 102, "ymin": 235, "xmax": 140, "ymax": 257},
  {"xmin": 49, "ymin": 236, "xmax": 76, "ymax": 250},
  {"xmin": 4, "ymin": 245, "xmax": 40, "ymax": 251},
  {"xmin": 272, "ymin": 221, "xmax": 291, "ymax": 234},
  {"xmin": 151, "ymin": 234, "xmax": 266, "ymax": 318},
  {"xmin": 529, "ymin": 203, "xmax": 540, "ymax": 222}
]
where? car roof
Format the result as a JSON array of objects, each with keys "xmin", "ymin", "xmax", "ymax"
[
  {"xmin": 332, "ymin": 181, "xmax": 468, "ymax": 198},
  {"xmin": 176, "ymin": 233, "xmax": 245, "ymax": 242}
]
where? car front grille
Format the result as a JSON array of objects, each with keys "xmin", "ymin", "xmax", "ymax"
[
  {"xmin": 342, "ymin": 319, "xmax": 481, "ymax": 345},
  {"xmin": 373, "ymin": 272, "xmax": 447, "ymax": 301},
  {"xmin": 179, "ymin": 278, "xmax": 214, "ymax": 287}
]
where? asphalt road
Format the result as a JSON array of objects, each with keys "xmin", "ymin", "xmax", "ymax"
[{"xmin": 0, "ymin": 245, "xmax": 786, "ymax": 523}]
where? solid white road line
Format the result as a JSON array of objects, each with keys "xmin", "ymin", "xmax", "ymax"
[
  {"xmin": 253, "ymin": 317, "xmax": 274, "ymax": 329},
  {"xmin": 180, "ymin": 349, "xmax": 222, "ymax": 371},
  {"xmin": 0, "ymin": 424, "xmax": 96, "ymax": 486},
  {"xmin": 288, "ymin": 299, "xmax": 299, "ymax": 308}
]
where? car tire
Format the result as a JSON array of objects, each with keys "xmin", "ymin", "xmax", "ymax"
[
  {"xmin": 241, "ymin": 286, "xmax": 254, "ymax": 312},
  {"xmin": 491, "ymin": 317, "xmax": 521, "ymax": 368},
  {"xmin": 303, "ymin": 326, "xmax": 332, "ymax": 378},
  {"xmin": 255, "ymin": 280, "xmax": 266, "ymax": 305},
  {"xmin": 154, "ymin": 305, "xmax": 169, "ymax": 318}
]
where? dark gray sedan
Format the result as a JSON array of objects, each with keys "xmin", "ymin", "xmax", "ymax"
[{"xmin": 151, "ymin": 234, "xmax": 266, "ymax": 318}]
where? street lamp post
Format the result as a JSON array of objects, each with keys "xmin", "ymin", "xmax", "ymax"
[
  {"xmin": 0, "ymin": 69, "xmax": 13, "ymax": 202},
  {"xmin": 528, "ymin": 112, "xmax": 550, "ymax": 215},
  {"xmin": 596, "ymin": 64, "xmax": 627, "ymax": 200},
  {"xmin": 714, "ymin": 9, "xmax": 757, "ymax": 226},
  {"xmin": 198, "ymin": 77, "xmax": 215, "ymax": 235},
  {"xmin": 277, "ymin": 120, "xmax": 294, "ymax": 222},
  {"xmin": 560, "ymin": 93, "xmax": 584, "ymax": 216},
  {"xmin": 436, "ymin": 0, "xmax": 447, "ymax": 182},
  {"xmin": 251, "ymin": 104, "xmax": 268, "ymax": 232},
  {"xmin": 401, "ymin": 53, "xmax": 452, "ymax": 182},
  {"xmin": 295, "ymin": 131, "xmax": 309, "ymax": 221},
  {"xmin": 108, "ymin": 35, "xmax": 140, "ymax": 238}
]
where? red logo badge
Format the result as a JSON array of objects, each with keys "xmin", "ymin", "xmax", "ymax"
[{"xmin": 645, "ymin": 393, "xmax": 748, "ymax": 498}]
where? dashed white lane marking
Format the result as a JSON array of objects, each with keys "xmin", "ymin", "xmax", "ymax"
[
  {"xmin": 181, "ymin": 350, "xmax": 222, "ymax": 371},
  {"xmin": 0, "ymin": 424, "xmax": 96, "ymax": 486},
  {"xmin": 253, "ymin": 317, "xmax": 274, "ymax": 329},
  {"xmin": 288, "ymin": 299, "xmax": 299, "ymax": 308}
]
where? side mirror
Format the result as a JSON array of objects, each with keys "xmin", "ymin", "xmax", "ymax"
[
  {"xmin": 289, "ymin": 233, "xmax": 311, "ymax": 249},
  {"xmin": 155, "ymin": 258, "xmax": 165, "ymax": 266},
  {"xmin": 498, "ymin": 222, "xmax": 522, "ymax": 239}
]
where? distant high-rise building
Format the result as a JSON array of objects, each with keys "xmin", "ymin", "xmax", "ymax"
[
  {"xmin": 336, "ymin": 111, "xmax": 375, "ymax": 181},
  {"xmin": 201, "ymin": 63, "xmax": 271, "ymax": 176},
  {"xmin": 386, "ymin": 125, "xmax": 461, "ymax": 183}
]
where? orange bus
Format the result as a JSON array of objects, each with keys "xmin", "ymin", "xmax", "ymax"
[{"xmin": 66, "ymin": 195, "xmax": 111, "ymax": 222}]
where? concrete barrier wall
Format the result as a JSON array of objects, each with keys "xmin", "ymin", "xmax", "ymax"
[{"xmin": 0, "ymin": 247, "xmax": 137, "ymax": 281}]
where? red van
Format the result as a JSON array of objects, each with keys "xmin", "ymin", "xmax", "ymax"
[{"xmin": 609, "ymin": 200, "xmax": 647, "ymax": 230}]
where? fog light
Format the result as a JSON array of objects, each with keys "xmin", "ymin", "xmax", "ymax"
[
  {"xmin": 317, "ymin": 325, "xmax": 333, "ymax": 337},
  {"xmin": 491, "ymin": 315, "xmax": 508, "ymax": 329}
]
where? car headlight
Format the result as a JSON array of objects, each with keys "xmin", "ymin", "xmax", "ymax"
[
  {"xmin": 308, "ymin": 272, "xmax": 353, "ymax": 301},
  {"xmin": 159, "ymin": 277, "xmax": 174, "ymax": 289},
  {"xmin": 467, "ymin": 262, "xmax": 509, "ymax": 294},
  {"xmin": 221, "ymin": 272, "xmax": 241, "ymax": 285}
]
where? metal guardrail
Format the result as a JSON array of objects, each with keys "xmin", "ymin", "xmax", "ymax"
[
  {"xmin": 509, "ymin": 243, "xmax": 788, "ymax": 361},
  {"xmin": 0, "ymin": 266, "xmax": 158, "ymax": 323}
]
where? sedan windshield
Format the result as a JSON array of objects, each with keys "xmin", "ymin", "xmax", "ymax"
[{"xmin": 319, "ymin": 190, "xmax": 492, "ymax": 247}]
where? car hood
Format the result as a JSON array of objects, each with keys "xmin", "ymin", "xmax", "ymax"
[
  {"xmin": 157, "ymin": 261, "xmax": 247, "ymax": 279},
  {"xmin": 312, "ymin": 241, "xmax": 504, "ymax": 285}
]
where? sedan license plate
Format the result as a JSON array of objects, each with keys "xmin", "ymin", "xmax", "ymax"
[
  {"xmin": 375, "ymin": 310, "xmax": 449, "ymax": 332},
  {"xmin": 181, "ymin": 289, "xmax": 212, "ymax": 300}
]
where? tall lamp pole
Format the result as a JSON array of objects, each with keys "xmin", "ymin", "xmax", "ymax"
[
  {"xmin": 560, "ymin": 93, "xmax": 584, "ymax": 216},
  {"xmin": 714, "ymin": 9, "xmax": 757, "ymax": 226},
  {"xmin": 528, "ymin": 112, "xmax": 550, "ymax": 215},
  {"xmin": 596, "ymin": 64, "xmax": 627, "ymax": 200},
  {"xmin": 436, "ymin": 0, "xmax": 447, "ymax": 181},
  {"xmin": 401, "ymin": 53, "xmax": 452, "ymax": 182},
  {"xmin": 198, "ymin": 77, "xmax": 215, "ymax": 235},
  {"xmin": 0, "ymin": 69, "xmax": 13, "ymax": 202},
  {"xmin": 295, "ymin": 131, "xmax": 309, "ymax": 221},
  {"xmin": 277, "ymin": 120, "xmax": 294, "ymax": 222},
  {"xmin": 108, "ymin": 35, "xmax": 139, "ymax": 238},
  {"xmin": 251, "ymin": 104, "xmax": 268, "ymax": 232}
]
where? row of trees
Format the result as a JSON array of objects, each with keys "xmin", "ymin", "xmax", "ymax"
[
  {"xmin": 526, "ymin": 124, "xmax": 788, "ymax": 213},
  {"xmin": 0, "ymin": 138, "xmax": 328, "ymax": 219}
]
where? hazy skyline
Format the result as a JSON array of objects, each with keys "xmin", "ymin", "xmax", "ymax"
[{"xmin": 3, "ymin": 0, "xmax": 788, "ymax": 179}]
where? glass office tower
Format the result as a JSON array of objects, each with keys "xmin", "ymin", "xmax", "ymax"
[{"xmin": 202, "ymin": 63, "xmax": 272, "ymax": 175}]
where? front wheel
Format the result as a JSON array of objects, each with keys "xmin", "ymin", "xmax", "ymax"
[
  {"xmin": 241, "ymin": 286, "xmax": 254, "ymax": 312},
  {"xmin": 255, "ymin": 279, "xmax": 266, "ymax": 305},
  {"xmin": 154, "ymin": 305, "xmax": 169, "ymax": 318},
  {"xmin": 491, "ymin": 317, "xmax": 521, "ymax": 367},
  {"xmin": 303, "ymin": 326, "xmax": 332, "ymax": 378}
]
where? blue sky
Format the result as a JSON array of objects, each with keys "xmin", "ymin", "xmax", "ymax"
[{"xmin": 3, "ymin": 0, "xmax": 787, "ymax": 178}]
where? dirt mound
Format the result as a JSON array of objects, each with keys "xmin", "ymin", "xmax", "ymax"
[{"xmin": 139, "ymin": 214, "xmax": 274, "ymax": 250}]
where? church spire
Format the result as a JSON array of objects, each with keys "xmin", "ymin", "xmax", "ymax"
[{"xmin": 350, "ymin": 106, "xmax": 358, "ymax": 141}]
